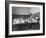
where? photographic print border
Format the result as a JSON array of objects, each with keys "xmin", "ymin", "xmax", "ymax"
[{"xmin": 5, "ymin": 1, "xmax": 45, "ymax": 37}]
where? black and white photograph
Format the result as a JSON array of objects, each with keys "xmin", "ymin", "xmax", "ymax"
[
  {"xmin": 9, "ymin": 3, "xmax": 43, "ymax": 35},
  {"xmin": 5, "ymin": 1, "xmax": 45, "ymax": 37},
  {"xmin": 12, "ymin": 7, "xmax": 40, "ymax": 31}
]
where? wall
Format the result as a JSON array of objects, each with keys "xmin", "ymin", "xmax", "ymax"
[
  {"xmin": 31, "ymin": 7, "xmax": 40, "ymax": 14},
  {"xmin": 12, "ymin": 7, "xmax": 40, "ymax": 15},
  {"xmin": 12, "ymin": 7, "xmax": 31, "ymax": 15}
]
